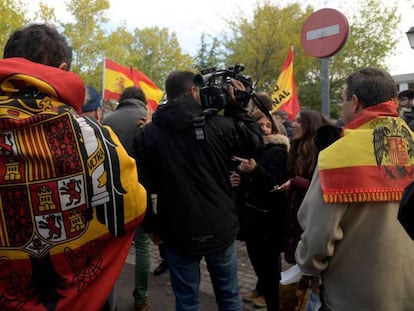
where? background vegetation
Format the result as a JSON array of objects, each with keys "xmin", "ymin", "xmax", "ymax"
[{"xmin": 0, "ymin": 0, "xmax": 402, "ymax": 119}]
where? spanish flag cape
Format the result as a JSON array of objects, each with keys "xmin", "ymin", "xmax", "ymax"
[
  {"xmin": 319, "ymin": 101, "xmax": 414, "ymax": 203},
  {"xmin": 0, "ymin": 58, "xmax": 146, "ymax": 310}
]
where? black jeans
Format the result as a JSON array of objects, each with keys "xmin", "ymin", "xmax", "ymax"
[{"xmin": 246, "ymin": 237, "xmax": 281, "ymax": 311}]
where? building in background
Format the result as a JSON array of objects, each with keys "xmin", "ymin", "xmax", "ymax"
[{"xmin": 394, "ymin": 73, "xmax": 414, "ymax": 92}]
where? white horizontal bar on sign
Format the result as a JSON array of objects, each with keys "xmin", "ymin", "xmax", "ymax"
[{"xmin": 306, "ymin": 24, "xmax": 340, "ymax": 40}]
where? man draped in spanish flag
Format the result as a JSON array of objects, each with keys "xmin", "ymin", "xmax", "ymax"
[
  {"xmin": 295, "ymin": 68, "xmax": 414, "ymax": 310},
  {"xmin": 0, "ymin": 24, "xmax": 146, "ymax": 310}
]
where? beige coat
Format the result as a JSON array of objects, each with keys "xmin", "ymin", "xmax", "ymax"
[{"xmin": 296, "ymin": 171, "xmax": 414, "ymax": 311}]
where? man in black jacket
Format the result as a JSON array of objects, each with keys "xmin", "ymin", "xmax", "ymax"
[{"xmin": 135, "ymin": 71, "xmax": 263, "ymax": 311}]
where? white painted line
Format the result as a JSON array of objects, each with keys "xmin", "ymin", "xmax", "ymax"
[{"xmin": 306, "ymin": 24, "xmax": 340, "ymax": 40}]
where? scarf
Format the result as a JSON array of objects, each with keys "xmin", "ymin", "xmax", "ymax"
[
  {"xmin": 319, "ymin": 101, "xmax": 414, "ymax": 203},
  {"xmin": 0, "ymin": 57, "xmax": 85, "ymax": 113}
]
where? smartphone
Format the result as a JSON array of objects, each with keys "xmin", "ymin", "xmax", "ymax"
[{"xmin": 270, "ymin": 185, "xmax": 283, "ymax": 192}]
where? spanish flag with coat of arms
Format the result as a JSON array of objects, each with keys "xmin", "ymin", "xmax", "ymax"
[
  {"xmin": 271, "ymin": 46, "xmax": 301, "ymax": 121},
  {"xmin": 0, "ymin": 57, "xmax": 147, "ymax": 310},
  {"xmin": 103, "ymin": 58, "xmax": 163, "ymax": 111}
]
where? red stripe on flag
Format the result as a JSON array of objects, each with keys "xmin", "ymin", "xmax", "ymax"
[
  {"xmin": 105, "ymin": 58, "xmax": 134, "ymax": 79},
  {"xmin": 319, "ymin": 166, "xmax": 412, "ymax": 191},
  {"xmin": 133, "ymin": 69, "xmax": 159, "ymax": 89}
]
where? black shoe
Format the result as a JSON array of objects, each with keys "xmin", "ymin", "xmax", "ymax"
[{"xmin": 153, "ymin": 259, "xmax": 168, "ymax": 275}]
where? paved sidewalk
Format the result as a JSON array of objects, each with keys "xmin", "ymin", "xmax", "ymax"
[{"xmin": 115, "ymin": 240, "xmax": 263, "ymax": 311}]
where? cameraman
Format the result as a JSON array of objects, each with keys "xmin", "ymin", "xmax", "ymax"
[{"xmin": 134, "ymin": 71, "xmax": 263, "ymax": 311}]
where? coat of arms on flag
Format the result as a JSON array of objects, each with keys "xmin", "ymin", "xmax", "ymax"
[{"xmin": 103, "ymin": 58, "xmax": 163, "ymax": 111}]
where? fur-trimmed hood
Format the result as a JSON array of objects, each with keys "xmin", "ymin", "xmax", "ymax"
[{"xmin": 263, "ymin": 133, "xmax": 290, "ymax": 151}]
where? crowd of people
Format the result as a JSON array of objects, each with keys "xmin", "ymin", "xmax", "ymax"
[{"xmin": 2, "ymin": 23, "xmax": 414, "ymax": 311}]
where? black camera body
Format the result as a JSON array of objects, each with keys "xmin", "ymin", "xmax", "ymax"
[{"xmin": 194, "ymin": 64, "xmax": 253, "ymax": 110}]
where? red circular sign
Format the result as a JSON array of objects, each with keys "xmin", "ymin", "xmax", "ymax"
[{"xmin": 301, "ymin": 8, "xmax": 349, "ymax": 58}]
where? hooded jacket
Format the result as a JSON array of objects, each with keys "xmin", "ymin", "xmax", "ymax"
[
  {"xmin": 103, "ymin": 98, "xmax": 148, "ymax": 154},
  {"xmin": 135, "ymin": 95, "xmax": 263, "ymax": 256}
]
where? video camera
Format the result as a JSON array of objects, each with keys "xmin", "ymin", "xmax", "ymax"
[{"xmin": 194, "ymin": 64, "xmax": 254, "ymax": 110}]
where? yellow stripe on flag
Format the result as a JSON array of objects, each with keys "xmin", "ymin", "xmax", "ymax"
[
  {"xmin": 137, "ymin": 81, "xmax": 163, "ymax": 103},
  {"xmin": 270, "ymin": 46, "xmax": 300, "ymax": 121},
  {"xmin": 272, "ymin": 66, "xmax": 293, "ymax": 107},
  {"xmin": 105, "ymin": 68, "xmax": 135, "ymax": 95}
]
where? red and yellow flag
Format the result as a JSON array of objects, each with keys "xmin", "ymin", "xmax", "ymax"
[
  {"xmin": 103, "ymin": 58, "xmax": 163, "ymax": 111},
  {"xmin": 271, "ymin": 46, "xmax": 301, "ymax": 121}
]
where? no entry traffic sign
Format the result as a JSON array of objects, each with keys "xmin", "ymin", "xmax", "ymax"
[{"xmin": 301, "ymin": 8, "xmax": 349, "ymax": 58}]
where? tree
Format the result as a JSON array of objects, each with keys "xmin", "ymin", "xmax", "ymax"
[
  {"xmin": 61, "ymin": 0, "xmax": 110, "ymax": 87},
  {"xmin": 60, "ymin": 0, "xmax": 193, "ymax": 90},
  {"xmin": 34, "ymin": 1, "xmax": 57, "ymax": 25},
  {"xmin": 223, "ymin": 1, "xmax": 315, "ymax": 91},
  {"xmin": 193, "ymin": 33, "xmax": 222, "ymax": 71},
  {"xmin": 128, "ymin": 26, "xmax": 194, "ymax": 88},
  {"xmin": 222, "ymin": 0, "xmax": 401, "ymax": 119},
  {"xmin": 0, "ymin": 0, "xmax": 28, "ymax": 56},
  {"xmin": 328, "ymin": 0, "xmax": 400, "ymax": 113}
]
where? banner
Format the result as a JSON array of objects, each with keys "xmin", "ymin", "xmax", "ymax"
[
  {"xmin": 103, "ymin": 58, "xmax": 163, "ymax": 111},
  {"xmin": 271, "ymin": 46, "xmax": 301, "ymax": 121}
]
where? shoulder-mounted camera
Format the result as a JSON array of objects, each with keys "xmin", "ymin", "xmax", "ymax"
[{"xmin": 194, "ymin": 64, "xmax": 254, "ymax": 110}]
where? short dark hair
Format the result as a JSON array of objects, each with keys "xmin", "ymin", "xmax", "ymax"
[
  {"xmin": 165, "ymin": 71, "xmax": 195, "ymax": 100},
  {"xmin": 3, "ymin": 24, "xmax": 73, "ymax": 69},
  {"xmin": 345, "ymin": 67, "xmax": 397, "ymax": 108},
  {"xmin": 119, "ymin": 86, "xmax": 146, "ymax": 103}
]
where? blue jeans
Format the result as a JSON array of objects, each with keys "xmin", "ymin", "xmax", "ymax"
[{"xmin": 166, "ymin": 241, "xmax": 241, "ymax": 311}]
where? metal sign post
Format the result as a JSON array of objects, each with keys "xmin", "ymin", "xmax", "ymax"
[{"xmin": 301, "ymin": 8, "xmax": 349, "ymax": 118}]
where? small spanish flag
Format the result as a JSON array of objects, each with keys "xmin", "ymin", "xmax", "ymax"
[
  {"xmin": 271, "ymin": 46, "xmax": 301, "ymax": 121},
  {"xmin": 103, "ymin": 58, "xmax": 163, "ymax": 111}
]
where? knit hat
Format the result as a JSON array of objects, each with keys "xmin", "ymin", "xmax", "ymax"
[{"xmin": 82, "ymin": 86, "xmax": 102, "ymax": 112}]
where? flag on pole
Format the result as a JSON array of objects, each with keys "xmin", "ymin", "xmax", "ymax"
[
  {"xmin": 271, "ymin": 46, "xmax": 301, "ymax": 121},
  {"xmin": 103, "ymin": 58, "xmax": 163, "ymax": 111}
]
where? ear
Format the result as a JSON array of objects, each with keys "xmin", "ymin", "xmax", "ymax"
[
  {"xmin": 190, "ymin": 85, "xmax": 199, "ymax": 97},
  {"xmin": 137, "ymin": 119, "xmax": 146, "ymax": 128},
  {"xmin": 58, "ymin": 62, "xmax": 68, "ymax": 71},
  {"xmin": 94, "ymin": 108, "xmax": 102, "ymax": 122},
  {"xmin": 351, "ymin": 94, "xmax": 362, "ymax": 113}
]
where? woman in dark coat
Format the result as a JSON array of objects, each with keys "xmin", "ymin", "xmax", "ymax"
[{"xmin": 232, "ymin": 108, "xmax": 289, "ymax": 311}]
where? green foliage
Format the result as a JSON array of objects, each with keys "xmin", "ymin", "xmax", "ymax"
[
  {"xmin": 193, "ymin": 33, "xmax": 223, "ymax": 71},
  {"xmin": 326, "ymin": 0, "xmax": 400, "ymax": 113},
  {"xmin": 129, "ymin": 27, "xmax": 194, "ymax": 88},
  {"xmin": 0, "ymin": 0, "xmax": 402, "ymax": 115},
  {"xmin": 223, "ymin": 0, "xmax": 401, "ymax": 119},
  {"xmin": 0, "ymin": 0, "xmax": 28, "ymax": 56},
  {"xmin": 59, "ymin": 0, "xmax": 193, "ymax": 90},
  {"xmin": 223, "ymin": 1, "xmax": 315, "ymax": 91},
  {"xmin": 61, "ymin": 0, "xmax": 110, "ymax": 87},
  {"xmin": 34, "ymin": 1, "xmax": 57, "ymax": 25}
]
